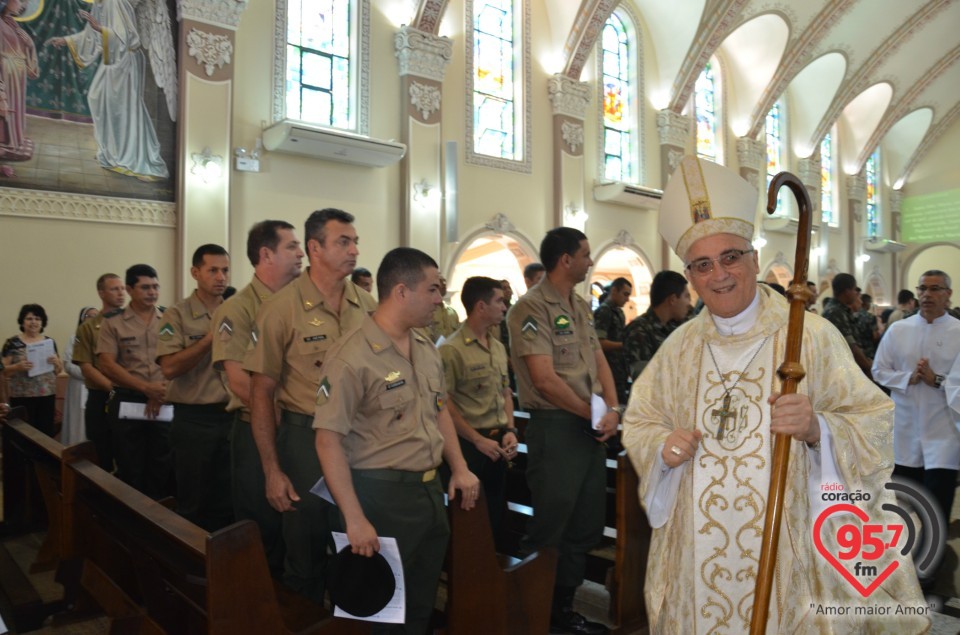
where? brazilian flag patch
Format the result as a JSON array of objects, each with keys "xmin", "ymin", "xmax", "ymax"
[
  {"xmin": 316, "ymin": 377, "xmax": 332, "ymax": 406},
  {"xmin": 158, "ymin": 322, "xmax": 175, "ymax": 341},
  {"xmin": 521, "ymin": 316, "xmax": 539, "ymax": 340}
]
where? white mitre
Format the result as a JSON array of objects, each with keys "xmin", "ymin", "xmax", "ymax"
[{"xmin": 659, "ymin": 155, "xmax": 758, "ymax": 261}]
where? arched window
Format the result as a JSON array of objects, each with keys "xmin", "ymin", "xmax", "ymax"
[
  {"xmin": 275, "ymin": 0, "xmax": 370, "ymax": 133},
  {"xmin": 601, "ymin": 13, "xmax": 633, "ymax": 181},
  {"xmin": 467, "ymin": 0, "xmax": 531, "ymax": 172},
  {"xmin": 820, "ymin": 132, "xmax": 836, "ymax": 226},
  {"xmin": 766, "ymin": 101, "xmax": 784, "ymax": 213},
  {"xmin": 865, "ymin": 149, "xmax": 880, "ymax": 238},
  {"xmin": 695, "ymin": 60, "xmax": 720, "ymax": 162}
]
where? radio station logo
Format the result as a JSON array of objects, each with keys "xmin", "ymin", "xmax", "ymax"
[{"xmin": 813, "ymin": 478, "xmax": 945, "ymax": 598}]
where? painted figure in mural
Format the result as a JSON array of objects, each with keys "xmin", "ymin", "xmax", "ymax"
[
  {"xmin": 0, "ymin": 0, "xmax": 40, "ymax": 171},
  {"xmin": 45, "ymin": 0, "xmax": 176, "ymax": 181}
]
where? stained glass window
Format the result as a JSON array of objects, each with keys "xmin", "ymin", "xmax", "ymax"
[
  {"xmin": 285, "ymin": 0, "xmax": 355, "ymax": 129},
  {"xmin": 473, "ymin": 0, "xmax": 519, "ymax": 160},
  {"xmin": 766, "ymin": 101, "xmax": 784, "ymax": 213},
  {"xmin": 602, "ymin": 14, "xmax": 631, "ymax": 181},
  {"xmin": 695, "ymin": 62, "xmax": 718, "ymax": 162},
  {"xmin": 865, "ymin": 150, "xmax": 879, "ymax": 238},
  {"xmin": 820, "ymin": 133, "xmax": 835, "ymax": 226}
]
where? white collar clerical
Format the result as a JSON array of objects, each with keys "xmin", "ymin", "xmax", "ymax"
[{"xmin": 711, "ymin": 291, "xmax": 761, "ymax": 336}]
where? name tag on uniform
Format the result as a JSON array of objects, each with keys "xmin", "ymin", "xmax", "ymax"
[
  {"xmin": 469, "ymin": 364, "xmax": 487, "ymax": 372},
  {"xmin": 303, "ymin": 334, "xmax": 327, "ymax": 343},
  {"xmin": 120, "ymin": 336, "xmax": 136, "ymax": 343},
  {"xmin": 386, "ymin": 379, "xmax": 406, "ymax": 390},
  {"xmin": 189, "ymin": 334, "xmax": 204, "ymax": 341}
]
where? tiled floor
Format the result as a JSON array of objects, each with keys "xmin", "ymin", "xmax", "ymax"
[{"xmin": 1, "ymin": 115, "xmax": 174, "ymax": 200}]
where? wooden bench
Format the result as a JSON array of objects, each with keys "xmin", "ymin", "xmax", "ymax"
[
  {"xmin": 60, "ymin": 458, "xmax": 368, "ymax": 635},
  {"xmin": 0, "ymin": 418, "xmax": 97, "ymax": 632},
  {"xmin": 446, "ymin": 488, "xmax": 557, "ymax": 634}
]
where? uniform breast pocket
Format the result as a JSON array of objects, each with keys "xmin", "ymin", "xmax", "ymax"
[
  {"xmin": 551, "ymin": 334, "xmax": 579, "ymax": 367},
  {"xmin": 464, "ymin": 366, "xmax": 493, "ymax": 392},
  {"xmin": 296, "ymin": 333, "xmax": 333, "ymax": 361},
  {"xmin": 378, "ymin": 385, "xmax": 415, "ymax": 433}
]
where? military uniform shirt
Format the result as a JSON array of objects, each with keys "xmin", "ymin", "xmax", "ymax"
[
  {"xmin": 313, "ymin": 316, "xmax": 445, "ymax": 471},
  {"xmin": 822, "ymin": 299, "xmax": 859, "ymax": 348},
  {"xmin": 243, "ymin": 271, "xmax": 377, "ymax": 415},
  {"xmin": 429, "ymin": 304, "xmax": 460, "ymax": 342},
  {"xmin": 156, "ymin": 292, "xmax": 228, "ymax": 405},
  {"xmin": 439, "ymin": 324, "xmax": 509, "ymax": 430},
  {"xmin": 211, "ymin": 276, "xmax": 273, "ymax": 414},
  {"xmin": 72, "ymin": 313, "xmax": 108, "ymax": 390},
  {"xmin": 593, "ymin": 302, "xmax": 628, "ymax": 388},
  {"xmin": 622, "ymin": 308, "xmax": 684, "ymax": 380},
  {"xmin": 506, "ymin": 277, "xmax": 600, "ymax": 410},
  {"xmin": 853, "ymin": 308, "xmax": 879, "ymax": 359},
  {"xmin": 96, "ymin": 306, "xmax": 165, "ymax": 384}
]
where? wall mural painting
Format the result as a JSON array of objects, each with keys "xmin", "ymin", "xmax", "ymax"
[{"xmin": 1, "ymin": 0, "xmax": 177, "ymax": 201}]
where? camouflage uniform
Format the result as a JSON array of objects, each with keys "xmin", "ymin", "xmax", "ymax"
[
  {"xmin": 622, "ymin": 309, "xmax": 683, "ymax": 381},
  {"xmin": 853, "ymin": 308, "xmax": 879, "ymax": 359},
  {"xmin": 593, "ymin": 302, "xmax": 628, "ymax": 403},
  {"xmin": 822, "ymin": 298, "xmax": 860, "ymax": 351}
]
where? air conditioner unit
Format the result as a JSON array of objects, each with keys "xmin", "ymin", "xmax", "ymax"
[
  {"xmin": 262, "ymin": 120, "xmax": 406, "ymax": 168},
  {"xmin": 863, "ymin": 237, "xmax": 906, "ymax": 253},
  {"xmin": 592, "ymin": 181, "xmax": 662, "ymax": 210}
]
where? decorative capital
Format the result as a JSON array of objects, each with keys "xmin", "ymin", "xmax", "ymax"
[
  {"xmin": 561, "ymin": 121, "xmax": 584, "ymax": 154},
  {"xmin": 178, "ymin": 0, "xmax": 248, "ymax": 29},
  {"xmin": 846, "ymin": 173, "xmax": 866, "ymax": 203},
  {"xmin": 395, "ymin": 25, "xmax": 452, "ymax": 82},
  {"xmin": 656, "ymin": 109, "xmax": 691, "ymax": 148},
  {"xmin": 548, "ymin": 74, "xmax": 591, "ymax": 119},
  {"xmin": 736, "ymin": 137, "xmax": 765, "ymax": 173},
  {"xmin": 409, "ymin": 81, "xmax": 441, "ymax": 120},
  {"xmin": 796, "ymin": 157, "xmax": 821, "ymax": 189},
  {"xmin": 889, "ymin": 189, "xmax": 903, "ymax": 215},
  {"xmin": 484, "ymin": 213, "xmax": 516, "ymax": 235},
  {"xmin": 186, "ymin": 28, "xmax": 233, "ymax": 76}
]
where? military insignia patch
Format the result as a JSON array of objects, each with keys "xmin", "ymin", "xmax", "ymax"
[
  {"xmin": 218, "ymin": 317, "xmax": 233, "ymax": 342},
  {"xmin": 158, "ymin": 323, "xmax": 175, "ymax": 341},
  {"xmin": 309, "ymin": 317, "xmax": 325, "ymax": 327},
  {"xmin": 554, "ymin": 315, "xmax": 571, "ymax": 329},
  {"xmin": 521, "ymin": 316, "xmax": 539, "ymax": 340},
  {"xmin": 316, "ymin": 377, "xmax": 332, "ymax": 405},
  {"xmin": 385, "ymin": 370, "xmax": 401, "ymax": 382},
  {"xmin": 435, "ymin": 394, "xmax": 445, "ymax": 411},
  {"xmin": 251, "ymin": 325, "xmax": 259, "ymax": 344}
]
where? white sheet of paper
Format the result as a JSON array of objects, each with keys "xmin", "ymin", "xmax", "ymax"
[
  {"xmin": 309, "ymin": 476, "xmax": 336, "ymax": 505},
  {"xmin": 590, "ymin": 393, "xmax": 606, "ymax": 431},
  {"xmin": 331, "ymin": 532, "xmax": 406, "ymax": 624},
  {"xmin": 26, "ymin": 339, "xmax": 55, "ymax": 377},
  {"xmin": 118, "ymin": 401, "xmax": 174, "ymax": 422}
]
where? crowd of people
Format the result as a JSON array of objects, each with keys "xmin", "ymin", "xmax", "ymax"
[{"xmin": 2, "ymin": 156, "xmax": 958, "ymax": 634}]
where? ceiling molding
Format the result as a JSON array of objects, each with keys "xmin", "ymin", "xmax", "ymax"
[
  {"xmin": 807, "ymin": 0, "xmax": 952, "ymax": 151},
  {"xmin": 668, "ymin": 0, "xmax": 750, "ymax": 112},
  {"xmin": 563, "ymin": 0, "xmax": 619, "ymax": 79},
  {"xmin": 413, "ymin": 0, "xmax": 449, "ymax": 35},
  {"xmin": 853, "ymin": 44, "xmax": 960, "ymax": 173},
  {"xmin": 745, "ymin": 0, "xmax": 857, "ymax": 139}
]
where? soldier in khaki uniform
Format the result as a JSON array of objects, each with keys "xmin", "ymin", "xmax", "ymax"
[
  {"xmin": 72, "ymin": 273, "xmax": 126, "ymax": 470},
  {"xmin": 97, "ymin": 264, "xmax": 171, "ymax": 499},
  {"xmin": 439, "ymin": 276, "xmax": 516, "ymax": 536},
  {"xmin": 244, "ymin": 209, "xmax": 377, "ymax": 603},
  {"xmin": 506, "ymin": 228, "xmax": 619, "ymax": 635},
  {"xmin": 315, "ymin": 247, "xmax": 479, "ymax": 635},
  {"xmin": 212, "ymin": 220, "xmax": 304, "ymax": 576},
  {"xmin": 428, "ymin": 275, "xmax": 459, "ymax": 343},
  {"xmin": 156, "ymin": 244, "xmax": 232, "ymax": 530}
]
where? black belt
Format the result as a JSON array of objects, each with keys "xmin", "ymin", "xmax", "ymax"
[
  {"xmin": 280, "ymin": 409, "xmax": 314, "ymax": 428},
  {"xmin": 352, "ymin": 468, "xmax": 438, "ymax": 484}
]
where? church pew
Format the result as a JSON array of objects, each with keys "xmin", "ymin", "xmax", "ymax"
[
  {"xmin": 60, "ymin": 458, "xmax": 368, "ymax": 635},
  {"xmin": 446, "ymin": 487, "xmax": 557, "ymax": 634},
  {"xmin": 0, "ymin": 418, "xmax": 97, "ymax": 632}
]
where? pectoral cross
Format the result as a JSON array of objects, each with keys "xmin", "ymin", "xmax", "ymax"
[{"xmin": 713, "ymin": 393, "xmax": 737, "ymax": 440}]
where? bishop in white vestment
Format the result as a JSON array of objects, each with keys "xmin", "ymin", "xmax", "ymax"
[{"xmin": 622, "ymin": 156, "xmax": 928, "ymax": 634}]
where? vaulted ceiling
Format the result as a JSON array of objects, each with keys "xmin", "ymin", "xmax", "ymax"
[{"xmin": 409, "ymin": 0, "xmax": 960, "ymax": 189}]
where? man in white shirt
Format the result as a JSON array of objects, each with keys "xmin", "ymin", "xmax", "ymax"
[{"xmin": 873, "ymin": 270, "xmax": 960, "ymax": 530}]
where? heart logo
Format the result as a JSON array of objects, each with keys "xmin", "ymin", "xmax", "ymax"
[{"xmin": 813, "ymin": 503, "xmax": 900, "ymax": 597}]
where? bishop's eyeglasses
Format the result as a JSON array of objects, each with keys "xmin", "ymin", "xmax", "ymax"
[{"xmin": 685, "ymin": 249, "xmax": 755, "ymax": 277}]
